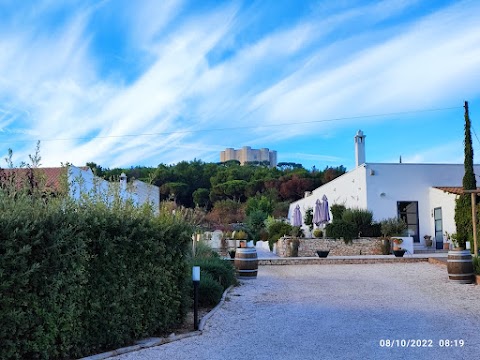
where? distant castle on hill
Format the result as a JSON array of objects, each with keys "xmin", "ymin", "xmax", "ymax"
[{"xmin": 220, "ymin": 146, "xmax": 277, "ymax": 167}]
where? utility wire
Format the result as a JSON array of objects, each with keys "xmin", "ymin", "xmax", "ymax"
[{"xmin": 0, "ymin": 105, "xmax": 462, "ymax": 143}]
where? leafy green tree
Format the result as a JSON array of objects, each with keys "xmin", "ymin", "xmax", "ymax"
[
  {"xmin": 246, "ymin": 209, "xmax": 268, "ymax": 242},
  {"xmin": 193, "ymin": 188, "xmax": 210, "ymax": 209},
  {"xmin": 245, "ymin": 195, "xmax": 274, "ymax": 216},
  {"xmin": 210, "ymin": 180, "xmax": 248, "ymax": 202},
  {"xmin": 160, "ymin": 182, "xmax": 189, "ymax": 203}
]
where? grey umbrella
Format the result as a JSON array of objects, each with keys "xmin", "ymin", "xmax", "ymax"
[
  {"xmin": 292, "ymin": 204, "xmax": 302, "ymax": 226},
  {"xmin": 321, "ymin": 195, "xmax": 330, "ymax": 223},
  {"xmin": 313, "ymin": 199, "xmax": 322, "ymax": 226}
]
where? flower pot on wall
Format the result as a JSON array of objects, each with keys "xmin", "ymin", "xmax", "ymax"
[
  {"xmin": 393, "ymin": 249, "xmax": 406, "ymax": 257},
  {"xmin": 316, "ymin": 250, "xmax": 330, "ymax": 258}
]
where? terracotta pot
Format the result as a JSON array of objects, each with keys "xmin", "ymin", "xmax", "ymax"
[
  {"xmin": 476, "ymin": 275, "xmax": 480, "ymax": 285},
  {"xmin": 443, "ymin": 243, "xmax": 450, "ymax": 250}
]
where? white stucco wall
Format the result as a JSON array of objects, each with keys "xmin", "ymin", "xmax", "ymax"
[
  {"xmin": 289, "ymin": 162, "xmax": 480, "ymax": 245},
  {"xmin": 288, "ymin": 166, "xmax": 367, "ymax": 233},
  {"xmin": 365, "ymin": 163, "xmax": 480, "ymax": 242}
]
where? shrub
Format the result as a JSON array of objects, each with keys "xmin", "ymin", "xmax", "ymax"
[
  {"xmin": 0, "ymin": 181, "xmax": 192, "ymax": 359},
  {"xmin": 266, "ymin": 220, "xmax": 293, "ymax": 250},
  {"xmin": 313, "ymin": 228, "xmax": 323, "ymax": 238},
  {"xmin": 342, "ymin": 208, "xmax": 373, "ymax": 236},
  {"xmin": 380, "ymin": 217, "xmax": 407, "ymax": 237},
  {"xmin": 291, "ymin": 226, "xmax": 305, "ymax": 238},
  {"xmin": 192, "ymin": 240, "xmax": 220, "ymax": 258},
  {"xmin": 325, "ymin": 220, "xmax": 357, "ymax": 243},
  {"xmin": 234, "ymin": 230, "xmax": 248, "ymax": 240},
  {"xmin": 190, "ymin": 257, "xmax": 237, "ymax": 290},
  {"xmin": 303, "ymin": 207, "xmax": 314, "ymax": 231},
  {"xmin": 330, "ymin": 204, "xmax": 346, "ymax": 221},
  {"xmin": 472, "ymin": 256, "xmax": 480, "ymax": 275},
  {"xmin": 197, "ymin": 272, "xmax": 224, "ymax": 307}
]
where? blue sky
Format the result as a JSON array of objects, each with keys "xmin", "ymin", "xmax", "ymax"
[{"xmin": 1, "ymin": 0, "xmax": 480, "ymax": 171}]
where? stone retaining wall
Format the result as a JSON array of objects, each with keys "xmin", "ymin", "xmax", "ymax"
[{"xmin": 275, "ymin": 237, "xmax": 384, "ymax": 257}]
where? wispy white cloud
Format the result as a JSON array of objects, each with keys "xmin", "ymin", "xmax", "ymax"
[
  {"xmin": 251, "ymin": 0, "xmax": 480, "ymax": 130},
  {"xmin": 0, "ymin": 0, "xmax": 479, "ymax": 169}
]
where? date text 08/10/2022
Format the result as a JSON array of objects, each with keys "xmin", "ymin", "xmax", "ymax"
[{"xmin": 379, "ymin": 339, "xmax": 465, "ymax": 348}]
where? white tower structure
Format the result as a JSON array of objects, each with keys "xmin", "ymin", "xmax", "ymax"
[{"xmin": 354, "ymin": 130, "xmax": 366, "ymax": 167}]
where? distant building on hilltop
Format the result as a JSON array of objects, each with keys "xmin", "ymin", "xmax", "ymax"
[{"xmin": 220, "ymin": 146, "xmax": 277, "ymax": 167}]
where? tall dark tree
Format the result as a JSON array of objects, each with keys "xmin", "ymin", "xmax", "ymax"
[{"xmin": 454, "ymin": 101, "xmax": 476, "ymax": 249}]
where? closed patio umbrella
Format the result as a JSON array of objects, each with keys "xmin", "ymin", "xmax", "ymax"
[
  {"xmin": 320, "ymin": 195, "xmax": 330, "ymax": 223},
  {"xmin": 313, "ymin": 199, "xmax": 322, "ymax": 226},
  {"xmin": 292, "ymin": 204, "xmax": 302, "ymax": 226}
]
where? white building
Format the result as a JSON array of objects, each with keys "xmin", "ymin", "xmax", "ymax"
[
  {"xmin": 68, "ymin": 166, "xmax": 160, "ymax": 210},
  {"xmin": 288, "ymin": 130, "xmax": 479, "ymax": 250},
  {"xmin": 220, "ymin": 146, "xmax": 277, "ymax": 167}
]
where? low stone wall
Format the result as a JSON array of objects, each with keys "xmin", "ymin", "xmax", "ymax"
[{"xmin": 275, "ymin": 237, "xmax": 384, "ymax": 257}]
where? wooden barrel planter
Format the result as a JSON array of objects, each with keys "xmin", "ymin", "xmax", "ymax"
[
  {"xmin": 234, "ymin": 247, "xmax": 258, "ymax": 279},
  {"xmin": 447, "ymin": 249, "xmax": 474, "ymax": 284}
]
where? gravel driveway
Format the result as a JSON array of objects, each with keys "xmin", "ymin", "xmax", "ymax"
[{"xmin": 113, "ymin": 263, "xmax": 480, "ymax": 360}]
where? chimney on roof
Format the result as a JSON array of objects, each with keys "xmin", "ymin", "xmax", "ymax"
[
  {"xmin": 354, "ymin": 130, "xmax": 366, "ymax": 167},
  {"xmin": 120, "ymin": 173, "xmax": 127, "ymax": 191}
]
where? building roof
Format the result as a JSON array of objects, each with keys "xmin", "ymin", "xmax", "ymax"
[
  {"xmin": 0, "ymin": 166, "xmax": 90, "ymax": 192},
  {"xmin": 433, "ymin": 186, "xmax": 480, "ymax": 195}
]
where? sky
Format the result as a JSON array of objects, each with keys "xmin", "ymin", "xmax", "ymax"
[{"xmin": 1, "ymin": 0, "xmax": 480, "ymax": 171}]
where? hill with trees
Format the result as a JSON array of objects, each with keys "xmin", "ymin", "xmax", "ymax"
[{"xmin": 86, "ymin": 160, "xmax": 346, "ymax": 237}]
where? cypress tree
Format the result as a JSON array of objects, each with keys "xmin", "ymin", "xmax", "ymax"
[{"xmin": 454, "ymin": 101, "xmax": 476, "ymax": 248}]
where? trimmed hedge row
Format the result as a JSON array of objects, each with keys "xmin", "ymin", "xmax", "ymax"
[{"xmin": 0, "ymin": 193, "xmax": 192, "ymax": 359}]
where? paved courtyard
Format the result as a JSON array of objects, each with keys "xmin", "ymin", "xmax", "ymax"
[{"xmin": 113, "ymin": 263, "xmax": 480, "ymax": 360}]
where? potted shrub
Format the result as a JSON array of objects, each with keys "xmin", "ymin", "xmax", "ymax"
[
  {"xmin": 446, "ymin": 232, "xmax": 461, "ymax": 250},
  {"xmin": 313, "ymin": 228, "xmax": 323, "ymax": 238},
  {"xmin": 445, "ymin": 231, "xmax": 474, "ymax": 283},
  {"xmin": 392, "ymin": 238, "xmax": 403, "ymax": 251},
  {"xmin": 424, "ymin": 235, "xmax": 433, "ymax": 247},
  {"xmin": 234, "ymin": 230, "xmax": 248, "ymax": 247},
  {"xmin": 380, "ymin": 217, "xmax": 407, "ymax": 256},
  {"xmin": 287, "ymin": 226, "xmax": 302, "ymax": 257},
  {"xmin": 392, "ymin": 238, "xmax": 406, "ymax": 257}
]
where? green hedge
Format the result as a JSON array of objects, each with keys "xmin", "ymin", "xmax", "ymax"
[
  {"xmin": 0, "ymin": 192, "xmax": 192, "ymax": 359},
  {"xmin": 191, "ymin": 257, "xmax": 237, "ymax": 291}
]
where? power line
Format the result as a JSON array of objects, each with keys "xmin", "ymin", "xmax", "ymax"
[{"xmin": 0, "ymin": 105, "xmax": 462, "ymax": 144}]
